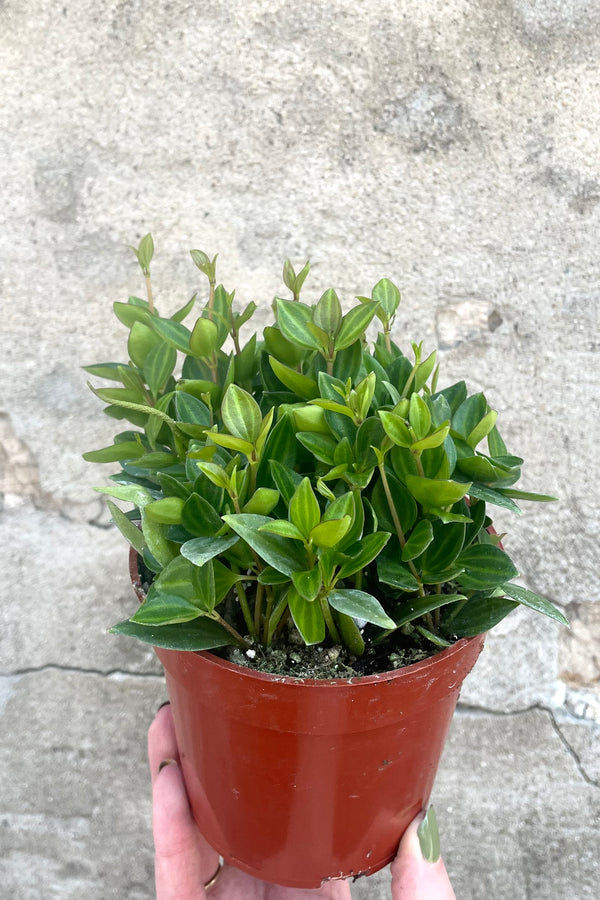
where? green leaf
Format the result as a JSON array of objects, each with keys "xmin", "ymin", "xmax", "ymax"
[
  {"xmin": 334, "ymin": 610, "xmax": 366, "ymax": 655},
  {"xmin": 451, "ymin": 393, "xmax": 487, "ymax": 440},
  {"xmin": 309, "ymin": 516, "xmax": 352, "ymax": 548},
  {"xmin": 379, "ymin": 410, "xmax": 412, "ymax": 448},
  {"xmin": 109, "ymin": 617, "xmax": 232, "ymax": 650},
  {"xmin": 197, "ymin": 462, "xmax": 230, "ymax": 490},
  {"xmin": 290, "ymin": 477, "xmax": 321, "ymax": 538},
  {"xmin": 263, "ymin": 325, "xmax": 305, "ymax": 367},
  {"xmin": 276, "ymin": 299, "xmax": 321, "ymax": 349},
  {"xmin": 335, "ymin": 301, "xmax": 379, "ymax": 351},
  {"xmin": 500, "ymin": 583, "xmax": 569, "ymax": 626},
  {"xmin": 206, "ymin": 431, "xmax": 255, "ymax": 457},
  {"xmin": 83, "ymin": 441, "xmax": 145, "ymax": 463},
  {"xmin": 268, "ymin": 357, "xmax": 319, "ymax": 399},
  {"xmin": 106, "ymin": 501, "xmax": 145, "ymax": 554},
  {"xmin": 328, "ymin": 589, "xmax": 396, "ymax": 629},
  {"xmin": 288, "ymin": 588, "xmax": 326, "ymax": 645},
  {"xmin": 143, "ymin": 342, "xmax": 177, "ymax": 398},
  {"xmin": 401, "ymin": 520, "xmax": 434, "ymax": 561},
  {"xmin": 499, "ymin": 488, "xmax": 558, "ymax": 503},
  {"xmin": 259, "ymin": 520, "xmax": 305, "ymax": 541},
  {"xmin": 372, "ymin": 278, "xmax": 400, "ymax": 318},
  {"xmin": 292, "ymin": 568, "xmax": 322, "ymax": 602},
  {"xmin": 181, "ymin": 493, "xmax": 223, "ymax": 536},
  {"xmin": 223, "ymin": 514, "xmax": 307, "ymax": 576},
  {"xmin": 377, "ymin": 553, "xmax": 421, "ymax": 591},
  {"xmin": 467, "ymin": 410, "xmax": 498, "ymax": 449},
  {"xmin": 180, "ymin": 534, "xmax": 239, "ymax": 566},
  {"xmin": 414, "ymin": 351, "xmax": 437, "ymax": 392},
  {"xmin": 414, "ymin": 625, "xmax": 452, "ymax": 647},
  {"xmin": 269, "ymin": 460, "xmax": 303, "ymax": 505},
  {"xmin": 145, "ymin": 497, "xmax": 185, "ymax": 524},
  {"xmin": 113, "ymin": 301, "xmax": 151, "ymax": 329},
  {"xmin": 467, "ymin": 483, "xmax": 521, "ymax": 514},
  {"xmin": 222, "ymin": 384, "xmax": 262, "ymax": 443},
  {"xmin": 127, "ymin": 321, "xmax": 161, "ymax": 368},
  {"xmin": 393, "ymin": 593, "xmax": 466, "ymax": 628},
  {"xmin": 149, "ymin": 317, "xmax": 192, "ymax": 353},
  {"xmin": 487, "ymin": 424, "xmax": 508, "ymax": 458},
  {"xmin": 456, "ymin": 544, "xmax": 519, "ymax": 590},
  {"xmin": 258, "ymin": 566, "xmax": 291, "ymax": 585},
  {"xmin": 409, "ymin": 393, "xmax": 431, "ymax": 441},
  {"xmin": 411, "ymin": 424, "xmax": 450, "ymax": 452},
  {"xmin": 296, "ymin": 431, "xmax": 337, "ymax": 465},
  {"xmin": 242, "ymin": 488, "xmax": 280, "ymax": 516},
  {"xmin": 336, "ymin": 532, "xmax": 391, "ymax": 579},
  {"xmin": 174, "ymin": 391, "xmax": 211, "ymax": 426},
  {"xmin": 449, "ymin": 594, "xmax": 519, "ymax": 637},
  {"xmin": 420, "ymin": 522, "xmax": 466, "ymax": 574},
  {"xmin": 95, "ymin": 483, "xmax": 155, "ymax": 508},
  {"xmin": 132, "ymin": 593, "xmax": 202, "ymax": 625},
  {"xmin": 189, "ymin": 316, "xmax": 220, "ymax": 357},
  {"xmin": 171, "ymin": 294, "xmax": 197, "ymax": 323},
  {"xmin": 314, "ymin": 288, "xmax": 342, "ymax": 337},
  {"xmin": 405, "ymin": 475, "xmax": 471, "ymax": 508},
  {"xmin": 137, "ymin": 233, "xmax": 154, "ymax": 270},
  {"xmin": 192, "ymin": 559, "xmax": 217, "ymax": 613}
]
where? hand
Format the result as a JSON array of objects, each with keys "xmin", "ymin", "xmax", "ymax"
[{"xmin": 148, "ymin": 705, "xmax": 455, "ymax": 899}]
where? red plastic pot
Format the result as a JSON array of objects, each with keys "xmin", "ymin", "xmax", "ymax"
[{"xmin": 130, "ymin": 551, "xmax": 484, "ymax": 888}]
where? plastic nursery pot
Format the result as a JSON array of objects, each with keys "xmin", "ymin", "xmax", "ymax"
[{"xmin": 130, "ymin": 551, "xmax": 484, "ymax": 889}]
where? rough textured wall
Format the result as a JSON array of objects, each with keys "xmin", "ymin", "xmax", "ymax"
[{"xmin": 1, "ymin": 2, "xmax": 598, "ymax": 898}]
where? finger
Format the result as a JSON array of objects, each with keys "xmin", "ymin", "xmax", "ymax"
[
  {"xmin": 153, "ymin": 760, "xmax": 210, "ymax": 900},
  {"xmin": 149, "ymin": 706, "xmax": 221, "ymax": 897},
  {"xmin": 390, "ymin": 807, "xmax": 455, "ymax": 900},
  {"xmin": 148, "ymin": 704, "xmax": 179, "ymax": 786}
]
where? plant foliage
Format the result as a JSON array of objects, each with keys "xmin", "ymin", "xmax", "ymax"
[{"xmin": 84, "ymin": 235, "xmax": 567, "ymax": 659}]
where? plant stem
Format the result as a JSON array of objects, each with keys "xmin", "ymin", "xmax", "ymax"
[
  {"xmin": 384, "ymin": 328, "xmax": 391, "ymax": 354},
  {"xmin": 262, "ymin": 585, "xmax": 274, "ymax": 645},
  {"xmin": 378, "ymin": 461, "xmax": 425, "ymax": 595},
  {"xmin": 145, "ymin": 274, "xmax": 155, "ymax": 314},
  {"xmin": 209, "ymin": 612, "xmax": 251, "ymax": 649},
  {"xmin": 320, "ymin": 596, "xmax": 341, "ymax": 643},
  {"xmin": 235, "ymin": 578, "xmax": 256, "ymax": 639},
  {"xmin": 254, "ymin": 580, "xmax": 264, "ymax": 638}
]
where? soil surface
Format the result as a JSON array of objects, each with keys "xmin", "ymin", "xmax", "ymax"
[{"xmin": 216, "ymin": 634, "xmax": 436, "ymax": 679}]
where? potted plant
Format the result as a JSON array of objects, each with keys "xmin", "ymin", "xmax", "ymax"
[{"xmin": 84, "ymin": 235, "xmax": 567, "ymax": 888}]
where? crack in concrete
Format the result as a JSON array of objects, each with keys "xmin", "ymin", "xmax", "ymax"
[
  {"xmin": 0, "ymin": 663, "xmax": 163, "ymax": 680},
  {"xmin": 457, "ymin": 702, "xmax": 600, "ymax": 789}
]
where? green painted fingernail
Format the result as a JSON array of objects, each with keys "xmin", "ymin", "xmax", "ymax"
[{"xmin": 417, "ymin": 806, "xmax": 441, "ymax": 863}]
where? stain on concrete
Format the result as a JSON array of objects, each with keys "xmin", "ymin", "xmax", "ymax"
[
  {"xmin": 34, "ymin": 157, "xmax": 84, "ymax": 224},
  {"xmin": 435, "ymin": 297, "xmax": 501, "ymax": 349},
  {"xmin": 509, "ymin": 0, "xmax": 600, "ymax": 44},
  {"xmin": 0, "ymin": 413, "xmax": 40, "ymax": 505},
  {"xmin": 560, "ymin": 602, "xmax": 600, "ymax": 692},
  {"xmin": 536, "ymin": 166, "xmax": 600, "ymax": 214},
  {"xmin": 375, "ymin": 83, "xmax": 475, "ymax": 152}
]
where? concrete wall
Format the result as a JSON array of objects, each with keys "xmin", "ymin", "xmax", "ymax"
[{"xmin": 1, "ymin": 2, "xmax": 598, "ymax": 898}]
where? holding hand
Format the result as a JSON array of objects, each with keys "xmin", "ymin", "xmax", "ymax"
[{"xmin": 148, "ymin": 705, "xmax": 455, "ymax": 899}]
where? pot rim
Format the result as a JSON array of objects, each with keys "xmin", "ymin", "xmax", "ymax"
[{"xmin": 130, "ymin": 547, "xmax": 485, "ymax": 687}]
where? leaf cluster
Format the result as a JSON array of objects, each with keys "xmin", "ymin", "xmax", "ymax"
[{"xmin": 84, "ymin": 238, "xmax": 567, "ymax": 658}]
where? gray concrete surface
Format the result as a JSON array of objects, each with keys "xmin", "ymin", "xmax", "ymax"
[{"xmin": 1, "ymin": 1, "xmax": 598, "ymax": 898}]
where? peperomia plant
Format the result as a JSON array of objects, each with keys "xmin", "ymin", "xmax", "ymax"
[{"xmin": 83, "ymin": 235, "xmax": 567, "ymax": 666}]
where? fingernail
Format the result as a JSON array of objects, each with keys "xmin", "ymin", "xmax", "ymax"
[
  {"xmin": 158, "ymin": 758, "xmax": 177, "ymax": 773},
  {"xmin": 417, "ymin": 806, "xmax": 441, "ymax": 863},
  {"xmin": 156, "ymin": 700, "xmax": 170, "ymax": 713}
]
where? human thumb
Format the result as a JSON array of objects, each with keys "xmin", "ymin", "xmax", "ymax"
[{"xmin": 390, "ymin": 806, "xmax": 456, "ymax": 900}]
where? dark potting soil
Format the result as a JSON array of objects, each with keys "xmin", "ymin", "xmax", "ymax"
[{"xmin": 215, "ymin": 632, "xmax": 436, "ymax": 679}]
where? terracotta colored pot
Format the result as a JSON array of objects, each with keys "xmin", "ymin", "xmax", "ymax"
[{"xmin": 130, "ymin": 551, "xmax": 484, "ymax": 888}]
